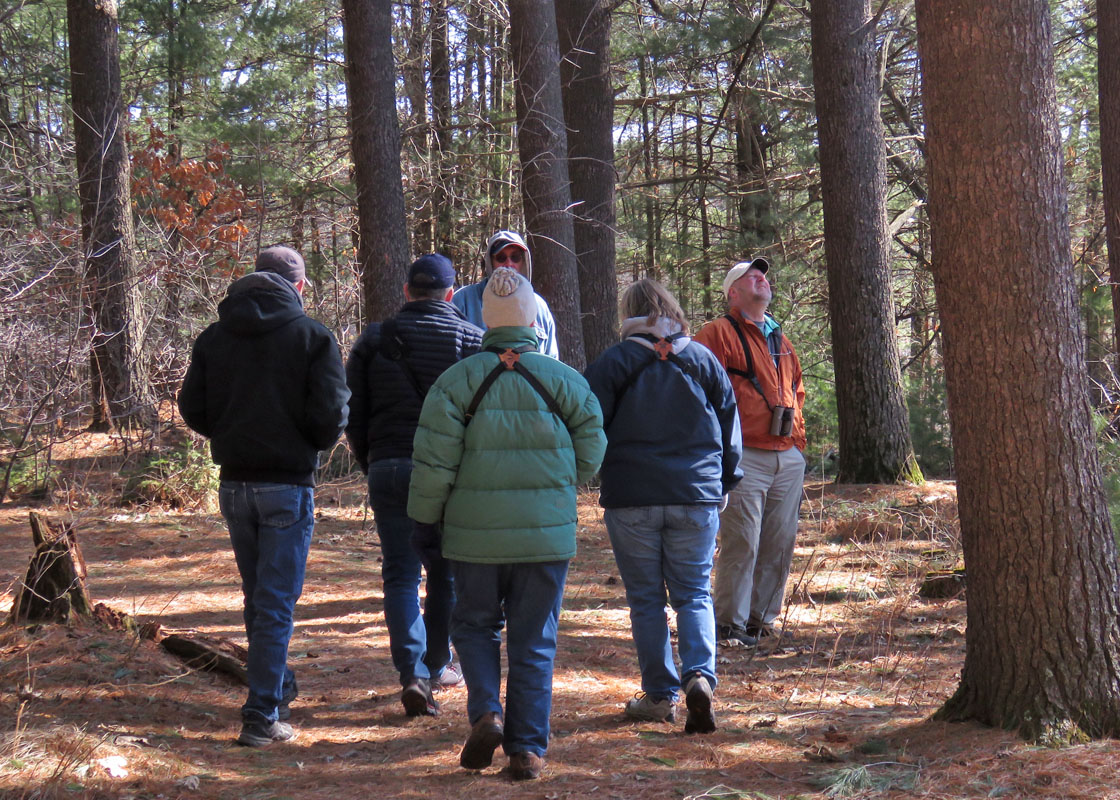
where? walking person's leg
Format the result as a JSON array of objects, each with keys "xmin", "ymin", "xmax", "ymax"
[
  {"xmin": 451, "ymin": 561, "xmax": 506, "ymax": 770},
  {"xmin": 662, "ymin": 504, "xmax": 720, "ymax": 733},
  {"xmin": 605, "ymin": 506, "xmax": 678, "ymax": 720},
  {"xmin": 502, "ymin": 560, "xmax": 568, "ymax": 779}
]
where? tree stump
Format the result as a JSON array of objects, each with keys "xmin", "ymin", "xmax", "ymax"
[{"xmin": 9, "ymin": 512, "xmax": 93, "ymax": 624}]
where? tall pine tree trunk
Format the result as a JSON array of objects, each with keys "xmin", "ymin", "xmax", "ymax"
[
  {"xmin": 67, "ymin": 0, "xmax": 154, "ymax": 431},
  {"xmin": 916, "ymin": 0, "xmax": 1120, "ymax": 740},
  {"xmin": 810, "ymin": 0, "xmax": 921, "ymax": 484},
  {"xmin": 509, "ymin": 0, "xmax": 585, "ymax": 367},
  {"xmin": 342, "ymin": 0, "xmax": 411, "ymax": 326},
  {"xmin": 557, "ymin": 0, "xmax": 618, "ymax": 364}
]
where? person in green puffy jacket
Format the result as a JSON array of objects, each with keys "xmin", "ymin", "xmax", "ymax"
[{"xmin": 407, "ymin": 267, "xmax": 605, "ymax": 780}]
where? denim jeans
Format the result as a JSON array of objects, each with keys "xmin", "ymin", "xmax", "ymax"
[
  {"xmin": 450, "ymin": 560, "xmax": 568, "ymax": 758},
  {"xmin": 368, "ymin": 458, "xmax": 453, "ymax": 685},
  {"xmin": 219, "ymin": 481, "xmax": 313, "ymax": 722},
  {"xmin": 604, "ymin": 504, "xmax": 719, "ymax": 701}
]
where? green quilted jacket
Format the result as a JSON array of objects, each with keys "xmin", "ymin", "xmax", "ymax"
[{"xmin": 407, "ymin": 326, "xmax": 606, "ymax": 563}]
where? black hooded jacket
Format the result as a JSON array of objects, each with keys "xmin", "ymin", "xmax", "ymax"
[{"xmin": 178, "ymin": 271, "xmax": 350, "ymax": 486}]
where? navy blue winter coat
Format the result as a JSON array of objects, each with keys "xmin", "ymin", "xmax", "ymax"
[{"xmin": 584, "ymin": 332, "xmax": 743, "ymax": 509}]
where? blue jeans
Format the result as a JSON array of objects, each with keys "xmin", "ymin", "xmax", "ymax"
[
  {"xmin": 368, "ymin": 458, "xmax": 453, "ymax": 685},
  {"xmin": 219, "ymin": 481, "xmax": 313, "ymax": 722},
  {"xmin": 450, "ymin": 560, "xmax": 568, "ymax": 758},
  {"xmin": 604, "ymin": 504, "xmax": 719, "ymax": 701}
]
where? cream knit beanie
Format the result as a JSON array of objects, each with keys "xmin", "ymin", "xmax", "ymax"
[{"xmin": 482, "ymin": 267, "xmax": 537, "ymax": 329}]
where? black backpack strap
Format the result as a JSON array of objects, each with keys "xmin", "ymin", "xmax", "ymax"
[
  {"xmin": 464, "ymin": 345, "xmax": 566, "ymax": 429},
  {"xmin": 723, "ymin": 314, "xmax": 772, "ymax": 410},
  {"xmin": 614, "ymin": 333, "xmax": 696, "ymax": 406},
  {"xmin": 378, "ymin": 317, "xmax": 426, "ymax": 399}
]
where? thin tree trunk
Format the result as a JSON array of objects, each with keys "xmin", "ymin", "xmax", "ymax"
[
  {"xmin": 810, "ymin": 0, "xmax": 921, "ymax": 483},
  {"xmin": 342, "ymin": 0, "xmax": 411, "ymax": 326},
  {"xmin": 916, "ymin": 0, "xmax": 1120, "ymax": 740},
  {"xmin": 557, "ymin": 0, "xmax": 618, "ymax": 363},
  {"xmin": 509, "ymin": 0, "xmax": 585, "ymax": 367},
  {"xmin": 1100, "ymin": 0, "xmax": 1120, "ymax": 366}
]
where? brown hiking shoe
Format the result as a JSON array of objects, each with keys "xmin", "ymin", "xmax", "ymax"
[
  {"xmin": 507, "ymin": 751, "xmax": 543, "ymax": 780},
  {"xmin": 459, "ymin": 711, "xmax": 503, "ymax": 770}
]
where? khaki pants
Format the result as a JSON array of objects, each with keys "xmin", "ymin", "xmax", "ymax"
[{"xmin": 713, "ymin": 446, "xmax": 805, "ymax": 629}]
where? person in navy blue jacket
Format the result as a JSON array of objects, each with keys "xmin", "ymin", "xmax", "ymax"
[{"xmin": 584, "ymin": 278, "xmax": 742, "ymax": 735}]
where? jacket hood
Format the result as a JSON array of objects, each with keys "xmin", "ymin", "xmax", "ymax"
[
  {"xmin": 620, "ymin": 316, "xmax": 691, "ymax": 355},
  {"xmin": 483, "ymin": 230, "xmax": 532, "ymax": 281},
  {"xmin": 218, "ymin": 271, "xmax": 305, "ymax": 336}
]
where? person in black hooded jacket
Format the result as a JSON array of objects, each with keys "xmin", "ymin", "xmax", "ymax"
[{"xmin": 179, "ymin": 246, "xmax": 349, "ymax": 747}]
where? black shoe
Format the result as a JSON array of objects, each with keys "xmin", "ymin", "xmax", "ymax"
[
  {"xmin": 683, "ymin": 672, "xmax": 716, "ymax": 734},
  {"xmin": 238, "ymin": 715, "xmax": 296, "ymax": 747},
  {"xmin": 278, "ymin": 675, "xmax": 299, "ymax": 721},
  {"xmin": 717, "ymin": 624, "xmax": 758, "ymax": 648},
  {"xmin": 401, "ymin": 677, "xmax": 439, "ymax": 717},
  {"xmin": 460, "ymin": 711, "xmax": 504, "ymax": 769}
]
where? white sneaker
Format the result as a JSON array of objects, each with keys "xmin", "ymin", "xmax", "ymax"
[{"xmin": 624, "ymin": 692, "xmax": 676, "ymax": 723}]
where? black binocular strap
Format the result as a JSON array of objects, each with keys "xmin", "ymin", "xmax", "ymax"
[{"xmin": 723, "ymin": 314, "xmax": 795, "ymax": 411}]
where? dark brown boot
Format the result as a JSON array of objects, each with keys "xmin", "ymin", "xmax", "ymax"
[
  {"xmin": 507, "ymin": 751, "xmax": 543, "ymax": 780},
  {"xmin": 459, "ymin": 711, "xmax": 503, "ymax": 769}
]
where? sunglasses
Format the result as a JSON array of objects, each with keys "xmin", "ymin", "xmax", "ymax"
[{"xmin": 493, "ymin": 249, "xmax": 525, "ymax": 265}]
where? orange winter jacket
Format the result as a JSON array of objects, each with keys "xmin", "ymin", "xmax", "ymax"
[{"xmin": 693, "ymin": 313, "xmax": 806, "ymax": 452}]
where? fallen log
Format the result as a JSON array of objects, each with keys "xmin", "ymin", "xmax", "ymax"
[
  {"xmin": 160, "ymin": 633, "xmax": 249, "ymax": 685},
  {"xmin": 10, "ymin": 512, "xmax": 93, "ymax": 624}
]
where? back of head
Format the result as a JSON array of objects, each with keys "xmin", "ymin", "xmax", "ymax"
[
  {"xmin": 621, "ymin": 278, "xmax": 689, "ymax": 333},
  {"xmin": 483, "ymin": 230, "xmax": 532, "ymax": 281},
  {"xmin": 482, "ymin": 267, "xmax": 537, "ymax": 329},
  {"xmin": 407, "ymin": 253, "xmax": 456, "ymax": 300},
  {"xmin": 255, "ymin": 245, "xmax": 307, "ymax": 285}
]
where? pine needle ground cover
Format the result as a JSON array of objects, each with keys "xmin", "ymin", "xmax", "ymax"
[{"xmin": 0, "ymin": 431, "xmax": 1117, "ymax": 799}]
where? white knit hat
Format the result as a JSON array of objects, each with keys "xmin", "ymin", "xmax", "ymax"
[{"xmin": 483, "ymin": 267, "xmax": 537, "ymax": 328}]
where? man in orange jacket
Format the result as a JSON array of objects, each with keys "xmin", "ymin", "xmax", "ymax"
[{"xmin": 694, "ymin": 257, "xmax": 806, "ymax": 647}]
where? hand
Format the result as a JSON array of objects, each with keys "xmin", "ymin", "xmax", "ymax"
[{"xmin": 410, "ymin": 521, "xmax": 442, "ymax": 570}]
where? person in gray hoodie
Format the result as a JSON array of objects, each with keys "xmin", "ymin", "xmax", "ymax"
[{"xmin": 452, "ymin": 230, "xmax": 559, "ymax": 358}]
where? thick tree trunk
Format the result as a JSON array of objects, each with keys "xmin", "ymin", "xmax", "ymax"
[
  {"xmin": 509, "ymin": 0, "xmax": 585, "ymax": 368},
  {"xmin": 557, "ymin": 0, "xmax": 618, "ymax": 364},
  {"xmin": 916, "ymin": 0, "xmax": 1120, "ymax": 740},
  {"xmin": 1100, "ymin": 0, "xmax": 1120, "ymax": 365},
  {"xmin": 342, "ymin": 0, "xmax": 412, "ymax": 326},
  {"xmin": 67, "ymin": 0, "xmax": 155, "ymax": 430},
  {"xmin": 810, "ymin": 0, "xmax": 921, "ymax": 484}
]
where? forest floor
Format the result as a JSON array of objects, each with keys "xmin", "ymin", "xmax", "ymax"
[{"xmin": 1, "ymin": 429, "xmax": 1119, "ymax": 800}]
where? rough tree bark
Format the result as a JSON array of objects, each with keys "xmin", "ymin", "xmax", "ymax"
[
  {"xmin": 916, "ymin": 0, "xmax": 1120, "ymax": 740},
  {"xmin": 509, "ymin": 0, "xmax": 586, "ymax": 368},
  {"xmin": 341, "ymin": 0, "xmax": 412, "ymax": 326},
  {"xmin": 67, "ymin": 0, "xmax": 155, "ymax": 430},
  {"xmin": 810, "ymin": 0, "xmax": 922, "ymax": 484},
  {"xmin": 10, "ymin": 512, "xmax": 93, "ymax": 624},
  {"xmin": 557, "ymin": 0, "xmax": 618, "ymax": 364}
]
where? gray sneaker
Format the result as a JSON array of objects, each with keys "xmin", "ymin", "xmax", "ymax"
[
  {"xmin": 237, "ymin": 716, "xmax": 296, "ymax": 747},
  {"xmin": 624, "ymin": 693, "xmax": 676, "ymax": 723},
  {"xmin": 432, "ymin": 662, "xmax": 462, "ymax": 689}
]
